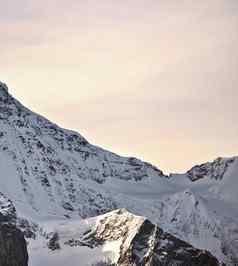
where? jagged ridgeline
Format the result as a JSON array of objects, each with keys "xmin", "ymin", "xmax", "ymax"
[
  {"xmin": 0, "ymin": 82, "xmax": 238, "ymax": 265},
  {"xmin": 0, "ymin": 81, "xmax": 165, "ymax": 217}
]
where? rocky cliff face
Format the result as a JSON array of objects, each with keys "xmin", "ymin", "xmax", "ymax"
[
  {"xmin": 81, "ymin": 209, "xmax": 223, "ymax": 266},
  {"xmin": 0, "ymin": 82, "xmax": 237, "ymax": 265},
  {"xmin": 0, "ymin": 192, "xmax": 28, "ymax": 266},
  {"xmin": 0, "ymin": 224, "xmax": 28, "ymax": 266}
]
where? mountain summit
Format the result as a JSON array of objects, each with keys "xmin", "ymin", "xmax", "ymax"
[
  {"xmin": 0, "ymin": 83, "xmax": 165, "ymax": 219},
  {"xmin": 0, "ymin": 82, "xmax": 237, "ymax": 265}
]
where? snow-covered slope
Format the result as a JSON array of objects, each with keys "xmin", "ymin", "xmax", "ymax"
[
  {"xmin": 169, "ymin": 157, "xmax": 238, "ymax": 265},
  {"xmin": 184, "ymin": 156, "xmax": 238, "ymax": 204},
  {"xmin": 0, "ymin": 82, "xmax": 165, "ymax": 220},
  {"xmin": 0, "ymin": 82, "xmax": 238, "ymax": 265},
  {"xmin": 28, "ymin": 209, "xmax": 222, "ymax": 266}
]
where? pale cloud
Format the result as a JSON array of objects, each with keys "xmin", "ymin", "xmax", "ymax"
[{"xmin": 0, "ymin": 0, "xmax": 238, "ymax": 172}]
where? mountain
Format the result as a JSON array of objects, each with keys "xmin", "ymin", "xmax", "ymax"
[
  {"xmin": 0, "ymin": 81, "xmax": 165, "ymax": 219},
  {"xmin": 28, "ymin": 208, "xmax": 223, "ymax": 266},
  {"xmin": 0, "ymin": 81, "xmax": 238, "ymax": 265},
  {"xmin": 168, "ymin": 157, "xmax": 238, "ymax": 265}
]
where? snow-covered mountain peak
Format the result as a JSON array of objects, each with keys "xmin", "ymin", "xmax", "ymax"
[
  {"xmin": 87, "ymin": 208, "xmax": 146, "ymax": 244},
  {"xmin": 0, "ymin": 82, "xmax": 165, "ymax": 220},
  {"xmin": 186, "ymin": 156, "xmax": 237, "ymax": 182},
  {"xmin": 0, "ymin": 81, "xmax": 238, "ymax": 265},
  {"xmin": 26, "ymin": 208, "xmax": 222, "ymax": 266},
  {"xmin": 77, "ymin": 209, "xmax": 222, "ymax": 266}
]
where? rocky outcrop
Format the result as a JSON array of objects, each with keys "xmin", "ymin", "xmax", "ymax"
[
  {"xmin": 0, "ymin": 193, "xmax": 28, "ymax": 266},
  {"xmin": 81, "ymin": 209, "xmax": 223, "ymax": 266},
  {"xmin": 186, "ymin": 157, "xmax": 236, "ymax": 181},
  {"xmin": 0, "ymin": 224, "xmax": 28, "ymax": 266},
  {"xmin": 121, "ymin": 219, "xmax": 222, "ymax": 266}
]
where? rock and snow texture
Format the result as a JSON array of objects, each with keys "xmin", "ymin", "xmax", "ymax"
[
  {"xmin": 80, "ymin": 209, "xmax": 222, "ymax": 266},
  {"xmin": 28, "ymin": 209, "xmax": 222, "ymax": 266},
  {"xmin": 0, "ymin": 82, "xmax": 164, "ymax": 220},
  {"xmin": 0, "ymin": 82, "xmax": 238, "ymax": 265},
  {"xmin": 0, "ymin": 192, "xmax": 16, "ymax": 223},
  {"xmin": 167, "ymin": 158, "xmax": 238, "ymax": 265},
  {"xmin": 186, "ymin": 157, "xmax": 236, "ymax": 182}
]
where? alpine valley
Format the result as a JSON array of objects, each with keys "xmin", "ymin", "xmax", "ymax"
[{"xmin": 0, "ymin": 82, "xmax": 237, "ymax": 266}]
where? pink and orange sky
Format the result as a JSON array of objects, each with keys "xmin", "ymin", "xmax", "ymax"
[{"xmin": 1, "ymin": 0, "xmax": 238, "ymax": 173}]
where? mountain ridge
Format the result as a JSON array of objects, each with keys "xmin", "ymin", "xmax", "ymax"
[{"xmin": 0, "ymin": 82, "xmax": 238, "ymax": 265}]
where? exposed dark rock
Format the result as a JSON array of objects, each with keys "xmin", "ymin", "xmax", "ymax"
[
  {"xmin": 0, "ymin": 193, "xmax": 28, "ymax": 266},
  {"xmin": 48, "ymin": 232, "xmax": 61, "ymax": 251},
  {"xmin": 81, "ymin": 209, "xmax": 224, "ymax": 266},
  {"xmin": 17, "ymin": 218, "xmax": 38, "ymax": 239},
  {"xmin": 187, "ymin": 157, "xmax": 236, "ymax": 182},
  {"xmin": 120, "ymin": 219, "xmax": 223, "ymax": 266},
  {"xmin": 0, "ymin": 224, "xmax": 28, "ymax": 266}
]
